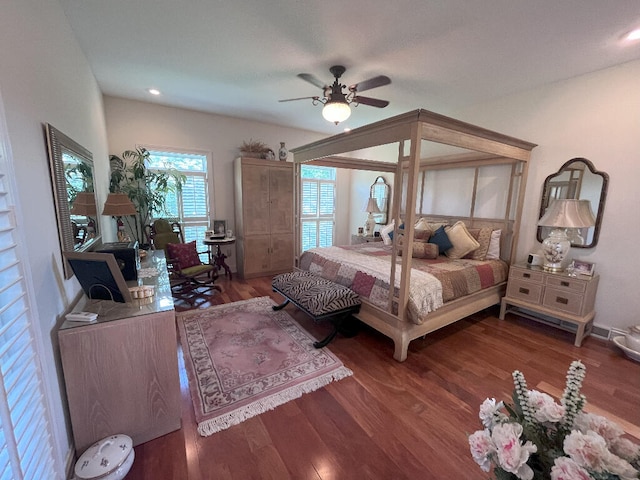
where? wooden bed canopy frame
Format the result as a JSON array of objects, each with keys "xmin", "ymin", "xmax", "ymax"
[{"xmin": 291, "ymin": 109, "xmax": 537, "ymax": 361}]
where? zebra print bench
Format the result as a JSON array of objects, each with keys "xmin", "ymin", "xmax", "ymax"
[{"xmin": 272, "ymin": 271, "xmax": 361, "ymax": 348}]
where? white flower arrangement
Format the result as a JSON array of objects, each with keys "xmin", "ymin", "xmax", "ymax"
[{"xmin": 469, "ymin": 361, "xmax": 640, "ymax": 479}]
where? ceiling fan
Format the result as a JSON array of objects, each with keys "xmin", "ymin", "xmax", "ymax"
[{"xmin": 279, "ymin": 65, "xmax": 391, "ymax": 125}]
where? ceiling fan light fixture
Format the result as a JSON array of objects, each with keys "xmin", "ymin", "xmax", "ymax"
[{"xmin": 322, "ymin": 99, "xmax": 351, "ymax": 125}]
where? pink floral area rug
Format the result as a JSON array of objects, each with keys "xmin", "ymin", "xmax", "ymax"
[{"xmin": 177, "ymin": 296, "xmax": 353, "ymax": 436}]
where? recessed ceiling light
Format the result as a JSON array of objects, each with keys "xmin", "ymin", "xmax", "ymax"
[
  {"xmin": 147, "ymin": 88, "xmax": 161, "ymax": 96},
  {"xmin": 627, "ymin": 28, "xmax": 640, "ymax": 41},
  {"xmin": 343, "ymin": 127, "xmax": 351, "ymax": 133}
]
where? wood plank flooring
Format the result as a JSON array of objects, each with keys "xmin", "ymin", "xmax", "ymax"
[{"xmin": 126, "ymin": 275, "xmax": 640, "ymax": 479}]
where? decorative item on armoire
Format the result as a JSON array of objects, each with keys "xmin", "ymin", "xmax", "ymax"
[{"xmin": 278, "ymin": 142, "xmax": 288, "ymax": 161}]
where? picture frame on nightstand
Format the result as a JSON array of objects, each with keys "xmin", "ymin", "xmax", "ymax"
[{"xmin": 572, "ymin": 260, "xmax": 595, "ymax": 276}]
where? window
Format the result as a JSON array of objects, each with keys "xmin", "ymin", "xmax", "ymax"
[
  {"xmin": 300, "ymin": 165, "xmax": 336, "ymax": 252},
  {"xmin": 146, "ymin": 149, "xmax": 210, "ymax": 244}
]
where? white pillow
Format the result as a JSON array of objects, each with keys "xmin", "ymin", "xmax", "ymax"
[
  {"xmin": 444, "ymin": 221, "xmax": 480, "ymax": 259},
  {"xmin": 486, "ymin": 229, "xmax": 502, "ymax": 259},
  {"xmin": 380, "ymin": 221, "xmax": 395, "ymax": 245}
]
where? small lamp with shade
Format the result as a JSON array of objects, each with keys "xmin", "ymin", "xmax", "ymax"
[
  {"xmin": 363, "ymin": 197, "xmax": 381, "ymax": 237},
  {"xmin": 537, "ymin": 199, "xmax": 595, "ymax": 272}
]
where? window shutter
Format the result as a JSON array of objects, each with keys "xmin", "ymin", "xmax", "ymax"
[{"xmin": 0, "ymin": 103, "xmax": 59, "ymax": 478}]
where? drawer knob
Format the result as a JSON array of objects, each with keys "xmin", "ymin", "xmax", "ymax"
[
  {"xmin": 561, "ymin": 281, "xmax": 570, "ymax": 287},
  {"xmin": 523, "ymin": 273, "xmax": 531, "ymax": 278},
  {"xmin": 556, "ymin": 296, "xmax": 569, "ymax": 305},
  {"xmin": 519, "ymin": 287, "xmax": 530, "ymax": 295}
]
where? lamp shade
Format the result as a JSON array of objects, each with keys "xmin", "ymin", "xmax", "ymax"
[
  {"xmin": 102, "ymin": 193, "xmax": 137, "ymax": 216},
  {"xmin": 322, "ymin": 99, "xmax": 351, "ymax": 124},
  {"xmin": 70, "ymin": 192, "xmax": 97, "ymax": 216},
  {"xmin": 364, "ymin": 197, "xmax": 381, "ymax": 214},
  {"xmin": 538, "ymin": 199, "xmax": 595, "ymax": 228}
]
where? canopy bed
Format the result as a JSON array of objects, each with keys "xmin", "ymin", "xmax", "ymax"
[{"xmin": 291, "ymin": 109, "xmax": 536, "ymax": 362}]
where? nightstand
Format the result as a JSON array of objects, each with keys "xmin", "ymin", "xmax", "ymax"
[
  {"xmin": 499, "ymin": 264, "xmax": 599, "ymax": 346},
  {"xmin": 351, "ymin": 234, "xmax": 383, "ymax": 245}
]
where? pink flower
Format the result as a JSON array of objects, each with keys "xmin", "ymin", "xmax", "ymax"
[
  {"xmin": 479, "ymin": 397, "xmax": 506, "ymax": 429},
  {"xmin": 611, "ymin": 437, "xmax": 640, "ymax": 462},
  {"xmin": 491, "ymin": 423, "xmax": 537, "ymax": 480},
  {"xmin": 550, "ymin": 456, "xmax": 591, "ymax": 480},
  {"xmin": 573, "ymin": 412, "xmax": 624, "ymax": 445},
  {"xmin": 603, "ymin": 450, "xmax": 638, "ymax": 480},
  {"xmin": 563, "ymin": 430, "xmax": 609, "ymax": 472},
  {"xmin": 528, "ymin": 390, "xmax": 565, "ymax": 423},
  {"xmin": 468, "ymin": 429, "xmax": 495, "ymax": 472}
]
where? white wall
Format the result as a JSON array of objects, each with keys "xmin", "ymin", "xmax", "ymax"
[
  {"xmin": 0, "ymin": 0, "xmax": 111, "ymax": 471},
  {"xmin": 103, "ymin": 97, "xmax": 325, "ymax": 270},
  {"xmin": 454, "ymin": 60, "xmax": 640, "ymax": 333}
]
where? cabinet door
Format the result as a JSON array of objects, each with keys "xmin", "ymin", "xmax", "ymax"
[
  {"xmin": 270, "ymin": 233, "xmax": 294, "ymax": 271},
  {"xmin": 269, "ymin": 166, "xmax": 294, "ymax": 234},
  {"xmin": 242, "ymin": 165, "xmax": 270, "ymax": 235},
  {"xmin": 243, "ymin": 235, "xmax": 271, "ymax": 276}
]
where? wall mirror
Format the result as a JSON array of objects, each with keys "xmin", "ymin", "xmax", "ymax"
[
  {"xmin": 46, "ymin": 124, "xmax": 99, "ymax": 278},
  {"xmin": 537, "ymin": 158, "xmax": 608, "ymax": 248},
  {"xmin": 370, "ymin": 176, "xmax": 390, "ymax": 225}
]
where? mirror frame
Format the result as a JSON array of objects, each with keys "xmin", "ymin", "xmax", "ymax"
[
  {"xmin": 537, "ymin": 157, "xmax": 609, "ymax": 248},
  {"xmin": 370, "ymin": 175, "xmax": 390, "ymax": 225},
  {"xmin": 45, "ymin": 123, "xmax": 99, "ymax": 278}
]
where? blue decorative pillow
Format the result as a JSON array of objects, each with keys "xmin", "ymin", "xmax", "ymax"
[
  {"xmin": 388, "ymin": 223, "xmax": 404, "ymax": 241},
  {"xmin": 428, "ymin": 225, "xmax": 453, "ymax": 254}
]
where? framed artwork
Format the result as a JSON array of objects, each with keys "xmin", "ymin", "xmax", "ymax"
[
  {"xmin": 63, "ymin": 251, "xmax": 133, "ymax": 303},
  {"xmin": 572, "ymin": 260, "xmax": 596, "ymax": 276},
  {"xmin": 212, "ymin": 220, "xmax": 226, "ymax": 237}
]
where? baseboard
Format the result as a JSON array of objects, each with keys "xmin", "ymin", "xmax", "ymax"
[{"xmin": 591, "ymin": 324, "xmax": 628, "ymax": 341}]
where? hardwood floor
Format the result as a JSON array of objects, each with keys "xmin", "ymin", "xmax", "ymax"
[{"xmin": 126, "ymin": 275, "xmax": 640, "ymax": 479}]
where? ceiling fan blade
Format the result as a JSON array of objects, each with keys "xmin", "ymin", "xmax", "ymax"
[
  {"xmin": 349, "ymin": 75, "xmax": 391, "ymax": 93},
  {"xmin": 353, "ymin": 96, "xmax": 389, "ymax": 108},
  {"xmin": 279, "ymin": 96, "xmax": 320, "ymax": 103},
  {"xmin": 297, "ymin": 73, "xmax": 327, "ymax": 90}
]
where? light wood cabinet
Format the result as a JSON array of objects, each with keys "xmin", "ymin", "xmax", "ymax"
[
  {"xmin": 499, "ymin": 264, "xmax": 599, "ymax": 346},
  {"xmin": 58, "ymin": 252, "xmax": 181, "ymax": 454},
  {"xmin": 234, "ymin": 157, "xmax": 294, "ymax": 278}
]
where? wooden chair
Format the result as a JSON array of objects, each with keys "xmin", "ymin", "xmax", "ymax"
[{"xmin": 149, "ymin": 219, "xmax": 221, "ymax": 304}]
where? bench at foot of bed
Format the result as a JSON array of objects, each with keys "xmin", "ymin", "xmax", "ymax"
[{"xmin": 272, "ymin": 271, "xmax": 361, "ymax": 348}]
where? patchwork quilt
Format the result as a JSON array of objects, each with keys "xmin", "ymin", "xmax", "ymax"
[{"xmin": 298, "ymin": 244, "xmax": 508, "ymax": 325}]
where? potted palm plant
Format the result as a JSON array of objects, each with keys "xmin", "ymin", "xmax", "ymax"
[{"xmin": 109, "ymin": 147, "xmax": 185, "ymax": 248}]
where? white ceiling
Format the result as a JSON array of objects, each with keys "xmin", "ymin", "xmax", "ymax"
[{"xmin": 58, "ymin": 0, "xmax": 640, "ymax": 134}]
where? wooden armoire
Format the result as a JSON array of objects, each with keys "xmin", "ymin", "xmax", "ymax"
[{"xmin": 234, "ymin": 157, "xmax": 294, "ymax": 278}]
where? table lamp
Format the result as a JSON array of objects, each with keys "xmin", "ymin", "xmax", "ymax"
[
  {"xmin": 102, "ymin": 193, "xmax": 137, "ymax": 242},
  {"xmin": 363, "ymin": 197, "xmax": 381, "ymax": 236},
  {"xmin": 537, "ymin": 199, "xmax": 595, "ymax": 272},
  {"xmin": 70, "ymin": 191, "xmax": 97, "ymax": 238}
]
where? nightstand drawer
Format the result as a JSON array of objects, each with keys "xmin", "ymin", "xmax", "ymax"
[
  {"xmin": 542, "ymin": 287, "xmax": 585, "ymax": 315},
  {"xmin": 507, "ymin": 279, "xmax": 543, "ymax": 304},
  {"xmin": 545, "ymin": 276, "xmax": 586, "ymax": 293},
  {"xmin": 509, "ymin": 267, "xmax": 544, "ymax": 284}
]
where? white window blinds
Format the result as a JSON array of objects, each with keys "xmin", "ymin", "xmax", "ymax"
[
  {"xmin": 300, "ymin": 166, "xmax": 336, "ymax": 252},
  {"xmin": 0, "ymin": 97, "xmax": 59, "ymax": 478}
]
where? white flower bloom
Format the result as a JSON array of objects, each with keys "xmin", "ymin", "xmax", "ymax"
[
  {"xmin": 528, "ymin": 390, "xmax": 565, "ymax": 423},
  {"xmin": 468, "ymin": 429, "xmax": 495, "ymax": 472},
  {"xmin": 492, "ymin": 423, "xmax": 537, "ymax": 480},
  {"xmin": 563, "ymin": 430, "xmax": 609, "ymax": 472},
  {"xmin": 573, "ymin": 412, "xmax": 624, "ymax": 445},
  {"xmin": 603, "ymin": 450, "xmax": 639, "ymax": 480},
  {"xmin": 611, "ymin": 437, "xmax": 640, "ymax": 462},
  {"xmin": 550, "ymin": 456, "xmax": 591, "ymax": 480},
  {"xmin": 479, "ymin": 397, "xmax": 506, "ymax": 429}
]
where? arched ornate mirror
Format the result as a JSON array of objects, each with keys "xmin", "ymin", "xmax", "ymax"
[
  {"xmin": 46, "ymin": 123, "xmax": 99, "ymax": 278},
  {"xmin": 370, "ymin": 176, "xmax": 390, "ymax": 225},
  {"xmin": 537, "ymin": 158, "xmax": 608, "ymax": 248}
]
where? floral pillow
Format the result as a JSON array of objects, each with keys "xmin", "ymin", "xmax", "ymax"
[
  {"xmin": 166, "ymin": 240, "xmax": 201, "ymax": 269},
  {"xmin": 464, "ymin": 227, "xmax": 493, "ymax": 260},
  {"xmin": 398, "ymin": 239, "xmax": 439, "ymax": 259},
  {"xmin": 380, "ymin": 221, "xmax": 395, "ymax": 245}
]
